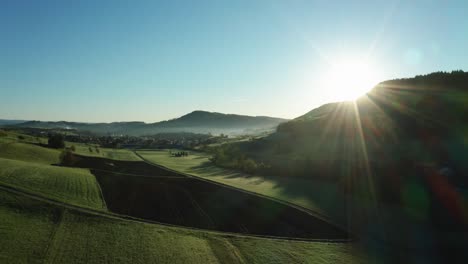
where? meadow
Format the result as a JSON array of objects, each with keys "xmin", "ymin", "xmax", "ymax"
[
  {"xmin": 0, "ymin": 132, "xmax": 367, "ymax": 263},
  {"xmin": 92, "ymin": 162, "xmax": 347, "ymax": 239},
  {"xmin": 0, "ymin": 190, "xmax": 366, "ymax": 263},
  {"xmin": 137, "ymin": 149, "xmax": 468, "ymax": 262},
  {"xmin": 68, "ymin": 143, "xmax": 141, "ymax": 161},
  {"xmin": 0, "ymin": 158, "xmax": 105, "ymax": 210},
  {"xmin": 136, "ymin": 150, "xmax": 343, "ymax": 221}
]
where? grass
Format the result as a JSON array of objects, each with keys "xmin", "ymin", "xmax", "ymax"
[
  {"xmin": 0, "ymin": 142, "xmax": 60, "ymax": 165},
  {"xmin": 0, "ymin": 190, "xmax": 368, "ymax": 263},
  {"xmin": 0, "ymin": 158, "xmax": 106, "ymax": 210},
  {"xmin": 94, "ymin": 168, "xmax": 346, "ymax": 239},
  {"xmin": 68, "ymin": 143, "xmax": 141, "ymax": 161},
  {"xmin": 0, "ymin": 191, "xmax": 59, "ymax": 264},
  {"xmin": 0, "ymin": 133, "xmax": 368, "ymax": 262},
  {"xmin": 136, "ymin": 149, "xmax": 468, "ymax": 255},
  {"xmin": 0, "ymin": 130, "xmax": 47, "ymax": 145},
  {"xmin": 137, "ymin": 150, "xmax": 344, "ymax": 220},
  {"xmin": 1, "ymin": 130, "xmax": 140, "ymax": 162}
]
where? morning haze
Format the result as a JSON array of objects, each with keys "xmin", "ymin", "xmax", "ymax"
[{"xmin": 1, "ymin": 1, "xmax": 468, "ymax": 263}]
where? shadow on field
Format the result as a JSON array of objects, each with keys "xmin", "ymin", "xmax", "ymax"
[
  {"xmin": 187, "ymin": 160, "xmax": 347, "ymax": 221},
  {"xmin": 66, "ymin": 155, "xmax": 348, "ymax": 239},
  {"xmin": 66, "ymin": 155, "xmax": 180, "ymax": 176}
]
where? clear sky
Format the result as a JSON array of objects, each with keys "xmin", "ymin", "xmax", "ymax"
[{"xmin": 1, "ymin": 0, "xmax": 467, "ymax": 122}]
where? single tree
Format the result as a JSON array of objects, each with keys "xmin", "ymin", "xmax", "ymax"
[{"xmin": 48, "ymin": 134, "xmax": 65, "ymax": 149}]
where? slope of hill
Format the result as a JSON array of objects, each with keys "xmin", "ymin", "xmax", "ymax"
[
  {"xmin": 202, "ymin": 71, "xmax": 468, "ymax": 260},
  {"xmin": 218, "ymin": 71, "xmax": 468, "ymax": 178},
  {"xmin": 209, "ymin": 71, "xmax": 468, "ymax": 215},
  {"xmin": 10, "ymin": 111, "xmax": 288, "ymax": 136}
]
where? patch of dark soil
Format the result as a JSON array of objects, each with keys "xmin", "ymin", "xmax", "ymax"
[{"xmin": 94, "ymin": 169, "xmax": 348, "ymax": 239}]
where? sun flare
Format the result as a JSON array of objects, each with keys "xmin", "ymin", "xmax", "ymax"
[{"xmin": 321, "ymin": 59, "xmax": 380, "ymax": 101}]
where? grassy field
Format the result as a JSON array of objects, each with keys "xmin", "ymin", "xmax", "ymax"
[
  {"xmin": 0, "ymin": 142, "xmax": 60, "ymax": 164},
  {"xmin": 1, "ymin": 130, "xmax": 140, "ymax": 162},
  {"xmin": 94, "ymin": 168, "xmax": 347, "ymax": 239},
  {"xmin": 0, "ymin": 158, "xmax": 106, "ymax": 210},
  {"xmin": 137, "ymin": 149, "xmax": 468, "ymax": 257},
  {"xmin": 0, "ymin": 133, "xmax": 369, "ymax": 263},
  {"xmin": 0, "ymin": 130, "xmax": 47, "ymax": 145},
  {"xmin": 136, "ymin": 150, "xmax": 344, "ymax": 220},
  {"xmin": 0, "ymin": 190, "xmax": 368, "ymax": 263},
  {"xmin": 69, "ymin": 144, "xmax": 141, "ymax": 161}
]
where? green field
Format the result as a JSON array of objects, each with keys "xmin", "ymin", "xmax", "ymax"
[
  {"xmin": 0, "ymin": 142, "xmax": 60, "ymax": 164},
  {"xmin": 136, "ymin": 150, "xmax": 344, "ymax": 220},
  {"xmin": 0, "ymin": 190, "xmax": 367, "ymax": 263},
  {"xmin": 137, "ymin": 149, "xmax": 468, "ymax": 254},
  {"xmin": 0, "ymin": 158, "xmax": 106, "ymax": 210},
  {"xmin": 0, "ymin": 134, "xmax": 368, "ymax": 263},
  {"xmin": 67, "ymin": 143, "xmax": 141, "ymax": 161}
]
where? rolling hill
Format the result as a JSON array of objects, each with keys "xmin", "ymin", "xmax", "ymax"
[
  {"xmin": 203, "ymin": 71, "xmax": 468, "ymax": 261},
  {"xmin": 0, "ymin": 131, "xmax": 366, "ymax": 263},
  {"xmin": 217, "ymin": 70, "xmax": 468, "ymax": 179},
  {"xmin": 7, "ymin": 111, "xmax": 288, "ymax": 136}
]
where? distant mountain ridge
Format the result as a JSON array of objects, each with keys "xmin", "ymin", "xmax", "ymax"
[
  {"xmin": 0, "ymin": 119, "xmax": 28, "ymax": 126},
  {"xmin": 6, "ymin": 111, "xmax": 288, "ymax": 136}
]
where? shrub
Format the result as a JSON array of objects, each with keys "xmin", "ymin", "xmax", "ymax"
[
  {"xmin": 70, "ymin": 145, "xmax": 76, "ymax": 152},
  {"xmin": 60, "ymin": 149, "xmax": 75, "ymax": 166},
  {"xmin": 241, "ymin": 158, "xmax": 258, "ymax": 174}
]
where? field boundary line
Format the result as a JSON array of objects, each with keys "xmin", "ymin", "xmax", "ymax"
[
  {"xmin": 0, "ymin": 182, "xmax": 351, "ymax": 243},
  {"xmin": 133, "ymin": 150, "xmax": 350, "ymax": 235}
]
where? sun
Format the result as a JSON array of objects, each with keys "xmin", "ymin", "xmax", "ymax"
[{"xmin": 321, "ymin": 59, "xmax": 380, "ymax": 101}]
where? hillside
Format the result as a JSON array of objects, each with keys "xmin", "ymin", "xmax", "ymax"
[
  {"xmin": 202, "ymin": 71, "xmax": 468, "ymax": 259},
  {"xmin": 8, "ymin": 111, "xmax": 288, "ymax": 136},
  {"xmin": 275, "ymin": 70, "xmax": 468, "ymax": 166},
  {"xmin": 210, "ymin": 71, "xmax": 468, "ymax": 203}
]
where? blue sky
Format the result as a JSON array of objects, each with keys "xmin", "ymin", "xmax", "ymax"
[{"xmin": 1, "ymin": 0, "xmax": 467, "ymax": 122}]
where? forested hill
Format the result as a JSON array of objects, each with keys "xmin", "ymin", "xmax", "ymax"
[
  {"xmin": 211, "ymin": 71, "xmax": 468, "ymax": 186},
  {"xmin": 280, "ymin": 70, "xmax": 468, "ymax": 139}
]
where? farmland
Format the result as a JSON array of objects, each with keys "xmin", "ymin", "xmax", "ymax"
[
  {"xmin": 136, "ymin": 150, "xmax": 342, "ymax": 219},
  {"xmin": 0, "ymin": 189, "xmax": 366, "ymax": 263},
  {"xmin": 69, "ymin": 143, "xmax": 141, "ymax": 161},
  {"xmin": 0, "ymin": 133, "xmax": 367, "ymax": 263},
  {"xmin": 88, "ymin": 158, "xmax": 347, "ymax": 239},
  {"xmin": 137, "ymin": 149, "xmax": 468, "ymax": 262},
  {"xmin": 0, "ymin": 158, "xmax": 106, "ymax": 210},
  {"xmin": 0, "ymin": 141, "xmax": 60, "ymax": 164}
]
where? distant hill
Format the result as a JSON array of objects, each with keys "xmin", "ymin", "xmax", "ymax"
[
  {"xmin": 0, "ymin": 119, "xmax": 28, "ymax": 127},
  {"xmin": 9, "ymin": 111, "xmax": 288, "ymax": 136}
]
